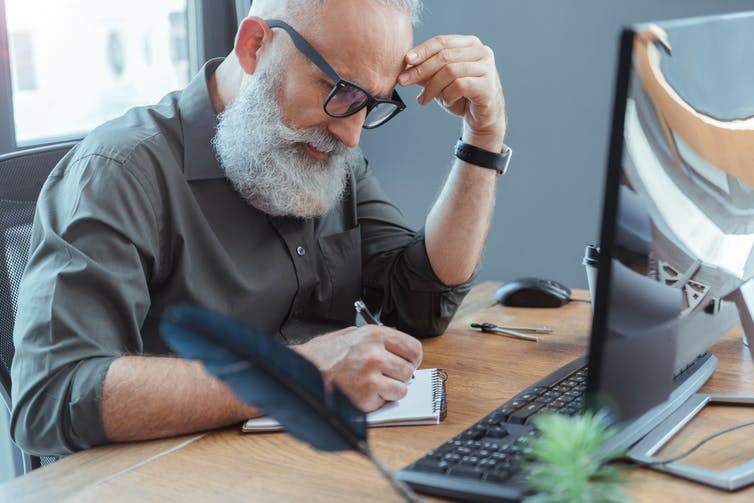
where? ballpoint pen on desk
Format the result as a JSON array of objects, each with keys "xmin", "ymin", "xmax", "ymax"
[{"xmin": 470, "ymin": 322, "xmax": 551, "ymax": 342}]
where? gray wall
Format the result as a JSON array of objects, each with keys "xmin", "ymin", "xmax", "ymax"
[{"xmin": 360, "ymin": 0, "xmax": 754, "ymax": 290}]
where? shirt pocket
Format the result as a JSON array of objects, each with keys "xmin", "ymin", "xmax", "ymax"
[{"xmin": 318, "ymin": 225, "xmax": 362, "ymax": 324}]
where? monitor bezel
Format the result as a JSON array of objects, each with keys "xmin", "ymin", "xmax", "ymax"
[{"xmin": 584, "ymin": 28, "xmax": 635, "ymax": 400}]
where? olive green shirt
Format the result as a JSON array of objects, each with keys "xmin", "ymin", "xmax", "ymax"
[{"xmin": 10, "ymin": 60, "xmax": 472, "ymax": 456}]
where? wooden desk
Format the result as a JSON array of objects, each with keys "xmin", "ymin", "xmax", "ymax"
[{"xmin": 2, "ymin": 282, "xmax": 753, "ymax": 502}]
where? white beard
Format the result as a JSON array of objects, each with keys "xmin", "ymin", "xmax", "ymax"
[{"xmin": 212, "ymin": 66, "xmax": 352, "ymax": 218}]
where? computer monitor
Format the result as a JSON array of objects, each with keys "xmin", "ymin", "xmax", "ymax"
[{"xmin": 587, "ymin": 11, "xmax": 754, "ymax": 424}]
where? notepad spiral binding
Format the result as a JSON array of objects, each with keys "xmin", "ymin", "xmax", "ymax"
[{"xmin": 433, "ymin": 369, "xmax": 449, "ymax": 421}]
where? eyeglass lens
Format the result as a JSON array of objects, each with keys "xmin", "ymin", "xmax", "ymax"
[
  {"xmin": 325, "ymin": 83, "xmax": 398, "ymax": 127},
  {"xmin": 365, "ymin": 102, "xmax": 399, "ymax": 127},
  {"xmin": 326, "ymin": 85, "xmax": 369, "ymax": 116}
]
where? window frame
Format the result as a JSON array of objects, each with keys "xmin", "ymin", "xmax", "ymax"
[
  {"xmin": 0, "ymin": 0, "xmax": 15, "ymax": 154},
  {"xmin": 0, "ymin": 0, "xmax": 238, "ymax": 154}
]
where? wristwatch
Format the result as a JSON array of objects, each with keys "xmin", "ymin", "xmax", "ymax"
[{"xmin": 454, "ymin": 138, "xmax": 512, "ymax": 175}]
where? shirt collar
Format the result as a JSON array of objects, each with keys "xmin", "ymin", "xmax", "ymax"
[{"xmin": 178, "ymin": 58, "xmax": 225, "ymax": 181}]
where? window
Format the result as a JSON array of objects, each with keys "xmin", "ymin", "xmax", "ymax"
[
  {"xmin": 9, "ymin": 31, "xmax": 35, "ymax": 92},
  {"xmin": 4, "ymin": 0, "xmax": 191, "ymax": 146}
]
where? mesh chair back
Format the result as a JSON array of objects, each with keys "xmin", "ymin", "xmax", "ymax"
[{"xmin": 0, "ymin": 142, "xmax": 77, "ymax": 471}]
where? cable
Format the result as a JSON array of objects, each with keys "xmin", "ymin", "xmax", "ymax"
[{"xmin": 620, "ymin": 419, "xmax": 754, "ymax": 467}]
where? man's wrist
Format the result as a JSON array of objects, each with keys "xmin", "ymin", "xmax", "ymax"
[
  {"xmin": 462, "ymin": 124, "xmax": 506, "ymax": 152},
  {"xmin": 461, "ymin": 134, "xmax": 504, "ymax": 153},
  {"xmin": 454, "ymin": 138, "xmax": 512, "ymax": 175}
]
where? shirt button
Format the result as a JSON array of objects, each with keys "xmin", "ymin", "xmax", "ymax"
[{"xmin": 296, "ymin": 246, "xmax": 306, "ymax": 256}]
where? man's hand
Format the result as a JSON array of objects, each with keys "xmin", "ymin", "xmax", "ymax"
[
  {"xmin": 398, "ymin": 34, "xmax": 506, "ymax": 150},
  {"xmin": 292, "ymin": 325, "xmax": 423, "ymax": 412}
]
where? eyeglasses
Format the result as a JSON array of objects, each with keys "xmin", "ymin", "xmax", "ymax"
[{"xmin": 266, "ymin": 19, "xmax": 406, "ymax": 129}]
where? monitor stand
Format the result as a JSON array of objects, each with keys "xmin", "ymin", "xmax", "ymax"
[
  {"xmin": 627, "ymin": 279, "xmax": 754, "ymax": 490},
  {"xmin": 729, "ymin": 278, "xmax": 754, "ymax": 359}
]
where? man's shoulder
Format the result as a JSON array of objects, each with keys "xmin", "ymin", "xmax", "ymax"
[{"xmin": 69, "ymin": 91, "xmax": 184, "ymax": 175}]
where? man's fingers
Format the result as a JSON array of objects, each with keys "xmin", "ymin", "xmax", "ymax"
[
  {"xmin": 377, "ymin": 376, "xmax": 409, "ymax": 403},
  {"xmin": 381, "ymin": 352, "xmax": 417, "ymax": 383},
  {"xmin": 436, "ymin": 94, "xmax": 467, "ymax": 117},
  {"xmin": 399, "ymin": 44, "xmax": 488, "ymax": 87},
  {"xmin": 405, "ymin": 34, "xmax": 479, "ymax": 67},
  {"xmin": 307, "ymin": 325, "xmax": 421, "ymax": 412},
  {"xmin": 379, "ymin": 328, "xmax": 423, "ymax": 367},
  {"xmin": 353, "ymin": 375, "xmax": 407, "ymax": 412},
  {"xmin": 417, "ymin": 62, "xmax": 488, "ymax": 106},
  {"xmin": 401, "ymin": 33, "xmax": 506, "ymax": 140}
]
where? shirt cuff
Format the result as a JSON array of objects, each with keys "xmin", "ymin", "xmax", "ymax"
[{"xmin": 66, "ymin": 356, "xmax": 118, "ymax": 451}]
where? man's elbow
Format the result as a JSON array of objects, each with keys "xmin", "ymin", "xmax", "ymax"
[
  {"xmin": 396, "ymin": 315, "xmax": 452, "ymax": 339},
  {"xmin": 9, "ymin": 417, "xmax": 44, "ymax": 458},
  {"xmin": 10, "ymin": 394, "xmax": 74, "ymax": 458},
  {"xmin": 11, "ymin": 355, "xmax": 115, "ymax": 457},
  {"xmin": 418, "ymin": 318, "xmax": 452, "ymax": 338}
]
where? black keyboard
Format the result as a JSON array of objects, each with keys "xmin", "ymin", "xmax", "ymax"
[{"xmin": 396, "ymin": 352, "xmax": 715, "ymax": 502}]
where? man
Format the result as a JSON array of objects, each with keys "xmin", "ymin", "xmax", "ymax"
[{"xmin": 11, "ymin": 0, "xmax": 507, "ymax": 456}]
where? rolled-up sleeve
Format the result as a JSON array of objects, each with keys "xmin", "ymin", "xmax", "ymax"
[
  {"xmin": 355, "ymin": 158, "xmax": 473, "ymax": 337},
  {"xmin": 10, "ymin": 145, "xmax": 161, "ymax": 456}
]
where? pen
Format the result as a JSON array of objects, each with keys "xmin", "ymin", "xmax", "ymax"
[
  {"xmin": 470, "ymin": 322, "xmax": 539, "ymax": 342},
  {"xmin": 491, "ymin": 325, "xmax": 552, "ymax": 334},
  {"xmin": 354, "ymin": 299, "xmax": 382, "ymax": 326},
  {"xmin": 355, "ymin": 300, "xmax": 415, "ymax": 382}
]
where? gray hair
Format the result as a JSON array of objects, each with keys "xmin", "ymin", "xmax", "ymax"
[{"xmin": 250, "ymin": 0, "xmax": 422, "ymax": 26}]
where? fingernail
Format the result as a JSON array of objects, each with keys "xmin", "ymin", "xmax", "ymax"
[
  {"xmin": 416, "ymin": 92, "xmax": 424, "ymax": 105},
  {"xmin": 407, "ymin": 51, "xmax": 418, "ymax": 62},
  {"xmin": 398, "ymin": 72, "xmax": 409, "ymax": 84}
]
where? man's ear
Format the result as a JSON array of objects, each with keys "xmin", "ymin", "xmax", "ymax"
[{"xmin": 234, "ymin": 16, "xmax": 272, "ymax": 75}]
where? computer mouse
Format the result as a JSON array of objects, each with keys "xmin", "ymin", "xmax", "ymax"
[{"xmin": 494, "ymin": 277, "xmax": 572, "ymax": 308}]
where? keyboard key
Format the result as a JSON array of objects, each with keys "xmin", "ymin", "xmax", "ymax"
[
  {"xmin": 533, "ymin": 395, "xmax": 555, "ymax": 404},
  {"xmin": 412, "ymin": 459, "xmax": 450, "ymax": 474},
  {"xmin": 485, "ymin": 470, "xmax": 511, "ymax": 483},
  {"xmin": 460, "ymin": 455, "xmax": 480, "ymax": 465},
  {"xmin": 442, "ymin": 452, "xmax": 461, "ymax": 463},
  {"xmin": 478, "ymin": 458, "xmax": 497, "ymax": 469},
  {"xmin": 507, "ymin": 399, "xmax": 526, "ymax": 409},
  {"xmin": 485, "ymin": 426, "xmax": 509, "ymax": 438},
  {"xmin": 448, "ymin": 465, "xmax": 485, "ymax": 480},
  {"xmin": 508, "ymin": 402, "xmax": 545, "ymax": 424}
]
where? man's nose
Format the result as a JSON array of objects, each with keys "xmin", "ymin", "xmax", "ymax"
[{"xmin": 327, "ymin": 109, "xmax": 366, "ymax": 149}]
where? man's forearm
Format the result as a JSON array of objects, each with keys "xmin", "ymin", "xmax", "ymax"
[
  {"xmin": 400, "ymin": 30, "xmax": 506, "ymax": 287},
  {"xmin": 102, "ymin": 356, "xmax": 259, "ymax": 442},
  {"xmin": 425, "ymin": 131, "xmax": 499, "ymax": 286}
]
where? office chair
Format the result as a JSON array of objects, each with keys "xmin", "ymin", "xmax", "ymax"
[{"xmin": 0, "ymin": 141, "xmax": 78, "ymax": 476}]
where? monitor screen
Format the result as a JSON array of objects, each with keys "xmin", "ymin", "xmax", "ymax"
[{"xmin": 586, "ymin": 11, "xmax": 754, "ymax": 423}]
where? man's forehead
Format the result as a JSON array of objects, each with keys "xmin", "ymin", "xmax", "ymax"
[{"xmin": 301, "ymin": 0, "xmax": 413, "ymax": 94}]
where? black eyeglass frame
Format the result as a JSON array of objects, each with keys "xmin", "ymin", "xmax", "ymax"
[{"xmin": 265, "ymin": 19, "xmax": 406, "ymax": 129}]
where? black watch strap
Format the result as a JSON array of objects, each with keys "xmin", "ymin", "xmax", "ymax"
[{"xmin": 454, "ymin": 138, "xmax": 512, "ymax": 175}]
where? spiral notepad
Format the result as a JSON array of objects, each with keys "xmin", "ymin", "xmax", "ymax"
[{"xmin": 242, "ymin": 368, "xmax": 447, "ymax": 432}]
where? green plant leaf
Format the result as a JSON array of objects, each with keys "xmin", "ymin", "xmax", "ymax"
[{"xmin": 522, "ymin": 411, "xmax": 633, "ymax": 503}]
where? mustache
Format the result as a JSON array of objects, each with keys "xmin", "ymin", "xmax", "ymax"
[{"xmin": 275, "ymin": 123, "xmax": 347, "ymax": 156}]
